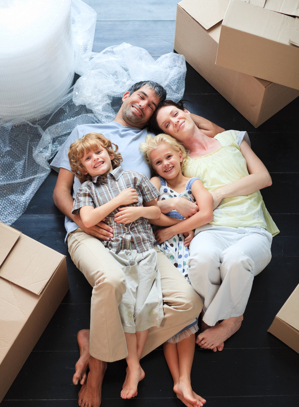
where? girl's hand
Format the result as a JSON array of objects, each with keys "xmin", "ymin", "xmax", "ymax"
[
  {"xmin": 211, "ymin": 190, "xmax": 223, "ymax": 210},
  {"xmin": 155, "ymin": 227, "xmax": 175, "ymax": 244},
  {"xmin": 118, "ymin": 188, "xmax": 139, "ymax": 206},
  {"xmin": 183, "ymin": 230, "xmax": 194, "ymax": 247},
  {"xmin": 114, "ymin": 206, "xmax": 140, "ymax": 224}
]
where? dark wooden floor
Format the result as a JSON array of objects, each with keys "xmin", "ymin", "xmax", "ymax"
[{"xmin": 4, "ymin": 0, "xmax": 299, "ymax": 406}]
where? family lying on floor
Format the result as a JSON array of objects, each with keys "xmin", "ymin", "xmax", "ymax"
[{"xmin": 51, "ymin": 81, "xmax": 279, "ymax": 407}]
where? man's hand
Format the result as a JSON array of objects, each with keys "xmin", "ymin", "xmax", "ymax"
[
  {"xmin": 155, "ymin": 227, "xmax": 175, "ymax": 244},
  {"xmin": 79, "ymin": 219, "xmax": 114, "ymax": 240},
  {"xmin": 183, "ymin": 230, "xmax": 194, "ymax": 247},
  {"xmin": 117, "ymin": 188, "xmax": 139, "ymax": 206},
  {"xmin": 175, "ymin": 198, "xmax": 198, "ymax": 218},
  {"xmin": 114, "ymin": 206, "xmax": 141, "ymax": 224}
]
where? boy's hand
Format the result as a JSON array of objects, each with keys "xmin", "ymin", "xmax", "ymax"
[
  {"xmin": 114, "ymin": 207, "xmax": 141, "ymax": 224},
  {"xmin": 154, "ymin": 227, "xmax": 175, "ymax": 244},
  {"xmin": 183, "ymin": 230, "xmax": 194, "ymax": 247},
  {"xmin": 117, "ymin": 188, "xmax": 138, "ymax": 206}
]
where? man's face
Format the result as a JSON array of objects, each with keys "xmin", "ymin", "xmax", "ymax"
[{"xmin": 120, "ymin": 85, "xmax": 160, "ymax": 129}]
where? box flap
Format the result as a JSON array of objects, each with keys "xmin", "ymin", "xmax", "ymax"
[
  {"xmin": 277, "ymin": 285, "xmax": 299, "ymax": 331},
  {"xmin": 0, "ymin": 223, "xmax": 21, "ymax": 267},
  {"xmin": 179, "ymin": 0, "xmax": 230, "ymax": 30},
  {"xmin": 265, "ymin": 0, "xmax": 299, "ymax": 18},
  {"xmin": 0, "ymin": 233, "xmax": 65, "ymax": 296},
  {"xmin": 289, "ymin": 17, "xmax": 299, "ymax": 45}
]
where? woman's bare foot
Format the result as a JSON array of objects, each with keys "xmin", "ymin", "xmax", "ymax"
[
  {"xmin": 120, "ymin": 365, "xmax": 145, "ymax": 399},
  {"xmin": 196, "ymin": 316, "xmax": 243, "ymax": 351},
  {"xmin": 73, "ymin": 329, "xmax": 90, "ymax": 385},
  {"xmin": 78, "ymin": 356, "xmax": 107, "ymax": 407},
  {"xmin": 174, "ymin": 379, "xmax": 206, "ymax": 407}
]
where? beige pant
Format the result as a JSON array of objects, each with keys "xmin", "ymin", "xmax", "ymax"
[{"xmin": 68, "ymin": 228, "xmax": 202, "ymax": 362}]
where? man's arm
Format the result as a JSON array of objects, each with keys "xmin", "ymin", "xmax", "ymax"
[
  {"xmin": 53, "ymin": 168, "xmax": 113, "ymax": 239},
  {"xmin": 190, "ymin": 113, "xmax": 225, "ymax": 138}
]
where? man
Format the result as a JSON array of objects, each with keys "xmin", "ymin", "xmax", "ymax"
[{"xmin": 51, "ymin": 81, "xmax": 221, "ymax": 407}]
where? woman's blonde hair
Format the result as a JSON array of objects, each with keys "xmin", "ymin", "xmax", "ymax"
[
  {"xmin": 68, "ymin": 132, "xmax": 123, "ymax": 183},
  {"xmin": 140, "ymin": 133, "xmax": 188, "ymax": 174}
]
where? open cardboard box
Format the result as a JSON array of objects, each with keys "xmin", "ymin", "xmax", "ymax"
[
  {"xmin": 268, "ymin": 285, "xmax": 299, "ymax": 354},
  {"xmin": 0, "ymin": 222, "xmax": 69, "ymax": 402},
  {"xmin": 216, "ymin": 0, "xmax": 299, "ymax": 91},
  {"xmin": 174, "ymin": 0, "xmax": 299, "ymax": 127}
]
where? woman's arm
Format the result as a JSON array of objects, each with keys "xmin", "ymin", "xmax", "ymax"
[
  {"xmin": 155, "ymin": 180, "xmax": 213, "ymax": 244},
  {"xmin": 212, "ymin": 140, "xmax": 272, "ymax": 209},
  {"xmin": 53, "ymin": 168, "xmax": 113, "ymax": 239},
  {"xmin": 190, "ymin": 113, "xmax": 225, "ymax": 138}
]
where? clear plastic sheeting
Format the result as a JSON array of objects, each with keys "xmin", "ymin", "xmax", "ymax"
[
  {"xmin": 73, "ymin": 43, "xmax": 187, "ymax": 123},
  {"xmin": 0, "ymin": 26, "xmax": 186, "ymax": 226},
  {"xmin": 0, "ymin": 0, "xmax": 74, "ymax": 123}
]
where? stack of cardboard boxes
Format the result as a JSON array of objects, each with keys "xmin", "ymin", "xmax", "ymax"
[{"xmin": 174, "ymin": 0, "xmax": 299, "ymax": 127}]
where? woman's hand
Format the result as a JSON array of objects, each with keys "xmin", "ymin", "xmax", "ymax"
[
  {"xmin": 174, "ymin": 197, "xmax": 198, "ymax": 218},
  {"xmin": 155, "ymin": 227, "xmax": 175, "ymax": 244},
  {"xmin": 183, "ymin": 230, "xmax": 194, "ymax": 247},
  {"xmin": 211, "ymin": 190, "xmax": 223, "ymax": 210},
  {"xmin": 114, "ymin": 207, "xmax": 140, "ymax": 224}
]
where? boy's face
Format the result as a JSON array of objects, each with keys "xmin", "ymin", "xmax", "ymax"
[{"xmin": 80, "ymin": 144, "xmax": 113, "ymax": 178}]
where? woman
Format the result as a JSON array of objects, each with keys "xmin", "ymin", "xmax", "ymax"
[{"xmin": 147, "ymin": 100, "xmax": 279, "ymax": 352}]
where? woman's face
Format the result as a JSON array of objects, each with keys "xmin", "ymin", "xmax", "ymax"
[{"xmin": 156, "ymin": 105, "xmax": 195, "ymax": 142}]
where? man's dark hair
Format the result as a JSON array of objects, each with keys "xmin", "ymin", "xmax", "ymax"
[
  {"xmin": 148, "ymin": 99, "xmax": 185, "ymax": 135},
  {"xmin": 128, "ymin": 81, "xmax": 167, "ymax": 104}
]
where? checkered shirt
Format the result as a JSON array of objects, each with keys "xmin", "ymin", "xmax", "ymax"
[{"xmin": 72, "ymin": 167, "xmax": 160, "ymax": 253}]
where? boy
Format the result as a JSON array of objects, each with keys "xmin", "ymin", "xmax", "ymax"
[{"xmin": 68, "ymin": 132, "xmax": 164, "ymax": 399}]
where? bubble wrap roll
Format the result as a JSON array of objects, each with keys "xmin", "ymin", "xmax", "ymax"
[{"xmin": 0, "ymin": 0, "xmax": 74, "ymax": 122}]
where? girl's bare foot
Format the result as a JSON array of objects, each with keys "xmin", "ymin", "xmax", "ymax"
[
  {"xmin": 120, "ymin": 365, "xmax": 145, "ymax": 399},
  {"xmin": 196, "ymin": 316, "xmax": 243, "ymax": 350},
  {"xmin": 73, "ymin": 329, "xmax": 90, "ymax": 385},
  {"xmin": 78, "ymin": 356, "xmax": 107, "ymax": 407},
  {"xmin": 174, "ymin": 379, "xmax": 206, "ymax": 407}
]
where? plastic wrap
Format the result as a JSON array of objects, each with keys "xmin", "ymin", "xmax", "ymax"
[
  {"xmin": 0, "ymin": 0, "xmax": 74, "ymax": 123},
  {"xmin": 73, "ymin": 43, "xmax": 187, "ymax": 123}
]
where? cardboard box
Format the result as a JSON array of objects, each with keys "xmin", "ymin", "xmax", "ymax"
[
  {"xmin": 0, "ymin": 222, "xmax": 69, "ymax": 402},
  {"xmin": 216, "ymin": 0, "xmax": 299, "ymax": 90},
  {"xmin": 174, "ymin": 0, "xmax": 299, "ymax": 127},
  {"xmin": 268, "ymin": 285, "xmax": 299, "ymax": 354}
]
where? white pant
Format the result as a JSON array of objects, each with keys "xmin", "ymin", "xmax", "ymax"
[{"xmin": 189, "ymin": 226, "xmax": 272, "ymax": 326}]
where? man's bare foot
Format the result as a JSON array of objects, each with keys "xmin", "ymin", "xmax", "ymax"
[
  {"xmin": 78, "ymin": 356, "xmax": 107, "ymax": 407},
  {"xmin": 196, "ymin": 316, "xmax": 243, "ymax": 351},
  {"xmin": 174, "ymin": 379, "xmax": 206, "ymax": 407},
  {"xmin": 120, "ymin": 365, "xmax": 145, "ymax": 399},
  {"xmin": 73, "ymin": 329, "xmax": 90, "ymax": 385}
]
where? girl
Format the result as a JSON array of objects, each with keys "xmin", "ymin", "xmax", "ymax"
[{"xmin": 140, "ymin": 133, "xmax": 213, "ymax": 407}]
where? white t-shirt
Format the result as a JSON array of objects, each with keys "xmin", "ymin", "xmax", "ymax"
[{"xmin": 51, "ymin": 121, "xmax": 152, "ymax": 238}]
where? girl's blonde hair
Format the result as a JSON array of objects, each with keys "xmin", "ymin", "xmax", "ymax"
[
  {"xmin": 140, "ymin": 133, "xmax": 188, "ymax": 173},
  {"xmin": 68, "ymin": 132, "xmax": 123, "ymax": 183}
]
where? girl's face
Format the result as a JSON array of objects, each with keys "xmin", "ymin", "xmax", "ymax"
[
  {"xmin": 80, "ymin": 143, "xmax": 113, "ymax": 178},
  {"xmin": 149, "ymin": 142, "xmax": 183, "ymax": 180},
  {"xmin": 156, "ymin": 105, "xmax": 195, "ymax": 142}
]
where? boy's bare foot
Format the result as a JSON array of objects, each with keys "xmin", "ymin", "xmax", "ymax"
[
  {"xmin": 73, "ymin": 329, "xmax": 90, "ymax": 386},
  {"xmin": 78, "ymin": 356, "xmax": 107, "ymax": 407},
  {"xmin": 196, "ymin": 316, "xmax": 243, "ymax": 351},
  {"xmin": 120, "ymin": 365, "xmax": 145, "ymax": 399},
  {"xmin": 174, "ymin": 379, "xmax": 206, "ymax": 407}
]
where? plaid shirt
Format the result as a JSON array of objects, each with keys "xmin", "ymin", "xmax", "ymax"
[{"xmin": 72, "ymin": 167, "xmax": 160, "ymax": 253}]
